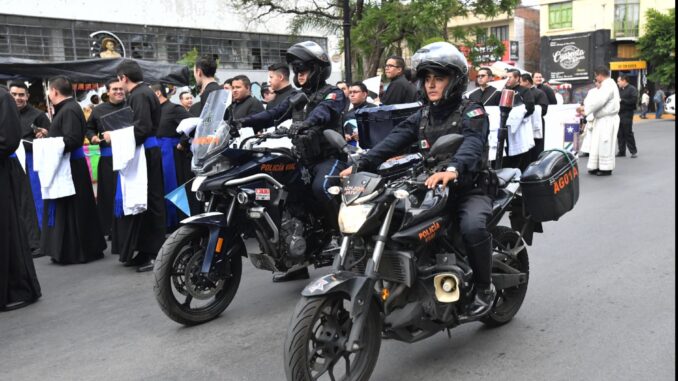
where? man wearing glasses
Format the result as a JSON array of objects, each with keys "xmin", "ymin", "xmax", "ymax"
[
  {"xmin": 465, "ymin": 67, "xmax": 500, "ymax": 106},
  {"xmin": 381, "ymin": 55, "xmax": 418, "ymax": 105},
  {"xmin": 342, "ymin": 82, "xmax": 377, "ymax": 146},
  {"xmin": 85, "ymin": 79, "xmax": 126, "ymax": 238}
]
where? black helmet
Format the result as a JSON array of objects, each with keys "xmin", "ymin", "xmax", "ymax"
[
  {"xmin": 411, "ymin": 42, "xmax": 469, "ymax": 104},
  {"xmin": 286, "ymin": 41, "xmax": 331, "ymax": 90}
]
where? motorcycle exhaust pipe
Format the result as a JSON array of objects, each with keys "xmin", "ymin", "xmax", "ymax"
[{"xmin": 433, "ymin": 273, "xmax": 460, "ymax": 303}]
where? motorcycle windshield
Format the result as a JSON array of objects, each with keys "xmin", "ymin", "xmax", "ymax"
[{"xmin": 191, "ymin": 89, "xmax": 232, "ymax": 171}]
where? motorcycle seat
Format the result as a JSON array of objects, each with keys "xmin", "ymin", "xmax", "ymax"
[{"xmin": 495, "ymin": 168, "xmax": 522, "ymax": 188}]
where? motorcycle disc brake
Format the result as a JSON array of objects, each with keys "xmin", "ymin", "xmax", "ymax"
[{"xmin": 184, "ymin": 250, "xmax": 225, "ymax": 300}]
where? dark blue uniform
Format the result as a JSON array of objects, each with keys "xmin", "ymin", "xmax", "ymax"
[
  {"xmin": 357, "ymin": 100, "xmax": 495, "ymax": 288},
  {"xmin": 241, "ymin": 85, "xmax": 348, "ymax": 230}
]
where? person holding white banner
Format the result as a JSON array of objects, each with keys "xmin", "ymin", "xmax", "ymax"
[
  {"xmin": 41, "ymin": 76, "xmax": 106, "ymax": 264},
  {"xmin": 576, "ymin": 66, "xmax": 620, "ymax": 176}
]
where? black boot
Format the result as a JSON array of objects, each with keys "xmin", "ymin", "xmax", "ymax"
[
  {"xmin": 272, "ymin": 267, "xmax": 310, "ymax": 283},
  {"xmin": 468, "ymin": 284, "xmax": 497, "ymax": 318},
  {"xmin": 465, "ymin": 235, "xmax": 495, "ymax": 318}
]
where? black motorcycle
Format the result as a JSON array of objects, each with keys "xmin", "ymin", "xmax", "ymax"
[
  {"xmin": 153, "ymin": 94, "xmax": 340, "ymax": 325},
  {"xmin": 283, "ymin": 130, "xmax": 534, "ymax": 380}
]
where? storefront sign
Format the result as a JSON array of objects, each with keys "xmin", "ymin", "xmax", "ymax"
[
  {"xmin": 610, "ymin": 60, "xmax": 647, "ymax": 70},
  {"xmin": 546, "ymin": 34, "xmax": 591, "ymax": 81}
]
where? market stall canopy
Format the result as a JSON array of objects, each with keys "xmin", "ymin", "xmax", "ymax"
[{"xmin": 0, "ymin": 57, "xmax": 190, "ymax": 86}]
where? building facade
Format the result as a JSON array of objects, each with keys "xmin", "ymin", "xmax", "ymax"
[
  {"xmin": 538, "ymin": 0, "xmax": 674, "ymax": 102},
  {"xmin": 0, "ymin": 0, "xmax": 342, "ymax": 86},
  {"xmin": 447, "ymin": 6, "xmax": 541, "ymax": 79}
]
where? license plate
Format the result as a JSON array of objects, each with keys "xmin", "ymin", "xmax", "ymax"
[{"xmin": 192, "ymin": 176, "xmax": 207, "ymax": 192}]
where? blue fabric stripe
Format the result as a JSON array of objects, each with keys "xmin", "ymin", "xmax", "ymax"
[
  {"xmin": 100, "ymin": 147, "xmax": 112, "ymax": 157},
  {"xmin": 322, "ymin": 160, "xmax": 340, "ymax": 200},
  {"xmin": 9, "ymin": 153, "xmax": 17, "ymax": 158},
  {"xmin": 26, "ymin": 152, "xmax": 43, "ymax": 229},
  {"xmin": 70, "ymin": 147, "xmax": 86, "ymax": 160},
  {"xmin": 114, "ymin": 172, "xmax": 123, "ymax": 218},
  {"xmin": 144, "ymin": 136, "xmax": 159, "ymax": 149},
  {"xmin": 47, "ymin": 199, "xmax": 56, "ymax": 227},
  {"xmin": 158, "ymin": 137, "xmax": 180, "ymax": 228}
]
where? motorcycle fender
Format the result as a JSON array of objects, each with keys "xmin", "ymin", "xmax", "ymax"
[
  {"xmin": 179, "ymin": 212, "xmax": 239, "ymax": 273},
  {"xmin": 302, "ymin": 271, "xmax": 374, "ymax": 318},
  {"xmin": 180, "ymin": 211, "xmax": 227, "ymax": 227}
]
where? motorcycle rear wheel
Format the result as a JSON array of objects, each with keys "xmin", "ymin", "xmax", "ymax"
[
  {"xmin": 153, "ymin": 225, "xmax": 243, "ymax": 326},
  {"xmin": 284, "ymin": 295, "xmax": 381, "ymax": 381},
  {"xmin": 482, "ymin": 225, "xmax": 530, "ymax": 327}
]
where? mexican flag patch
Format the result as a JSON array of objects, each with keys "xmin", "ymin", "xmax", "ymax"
[
  {"xmin": 325, "ymin": 93, "xmax": 337, "ymax": 101},
  {"xmin": 466, "ymin": 108, "xmax": 485, "ymax": 118}
]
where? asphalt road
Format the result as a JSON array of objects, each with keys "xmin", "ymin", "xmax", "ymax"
[{"xmin": 1, "ymin": 119, "xmax": 674, "ymax": 381}]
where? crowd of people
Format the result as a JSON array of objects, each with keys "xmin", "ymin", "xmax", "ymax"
[{"xmin": 0, "ymin": 37, "xmax": 665, "ymax": 311}]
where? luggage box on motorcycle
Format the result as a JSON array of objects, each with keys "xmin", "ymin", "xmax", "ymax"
[
  {"xmin": 519, "ymin": 149, "xmax": 579, "ymax": 222},
  {"xmin": 355, "ymin": 102, "xmax": 421, "ymax": 148}
]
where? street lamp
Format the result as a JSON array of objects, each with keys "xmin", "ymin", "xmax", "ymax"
[{"xmin": 342, "ymin": 0, "xmax": 352, "ymax": 83}]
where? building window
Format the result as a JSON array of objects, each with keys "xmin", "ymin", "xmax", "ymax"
[
  {"xmin": 490, "ymin": 26, "xmax": 509, "ymax": 42},
  {"xmin": 549, "ymin": 2, "xmax": 572, "ymax": 29},
  {"xmin": 614, "ymin": 0, "xmax": 640, "ymax": 38}
]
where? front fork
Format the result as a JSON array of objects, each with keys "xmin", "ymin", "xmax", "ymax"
[{"xmin": 336, "ymin": 199, "xmax": 399, "ymax": 352}]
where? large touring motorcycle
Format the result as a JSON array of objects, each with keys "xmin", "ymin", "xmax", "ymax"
[{"xmin": 152, "ymin": 92, "xmax": 340, "ymax": 325}]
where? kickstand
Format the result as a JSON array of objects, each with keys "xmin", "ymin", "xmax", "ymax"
[{"xmin": 446, "ymin": 328, "xmax": 452, "ymax": 339}]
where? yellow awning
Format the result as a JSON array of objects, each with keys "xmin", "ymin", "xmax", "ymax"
[{"xmin": 610, "ymin": 60, "xmax": 647, "ymax": 70}]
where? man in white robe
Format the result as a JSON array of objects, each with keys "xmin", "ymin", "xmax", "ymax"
[{"xmin": 577, "ymin": 66, "xmax": 620, "ymax": 176}]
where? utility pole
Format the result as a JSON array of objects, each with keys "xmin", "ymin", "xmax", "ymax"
[{"xmin": 342, "ymin": 0, "xmax": 352, "ymax": 83}]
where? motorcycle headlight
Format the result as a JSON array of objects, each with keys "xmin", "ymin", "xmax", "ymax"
[{"xmin": 338, "ymin": 203, "xmax": 374, "ymax": 234}]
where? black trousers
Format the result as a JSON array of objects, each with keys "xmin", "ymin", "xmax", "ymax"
[
  {"xmin": 310, "ymin": 158, "xmax": 347, "ymax": 231},
  {"xmin": 617, "ymin": 116, "xmax": 637, "ymax": 155},
  {"xmin": 455, "ymin": 191, "xmax": 493, "ymax": 286}
]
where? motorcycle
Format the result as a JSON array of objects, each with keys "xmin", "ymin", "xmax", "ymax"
[
  {"xmin": 153, "ymin": 93, "xmax": 341, "ymax": 325},
  {"xmin": 283, "ymin": 130, "xmax": 534, "ymax": 380}
]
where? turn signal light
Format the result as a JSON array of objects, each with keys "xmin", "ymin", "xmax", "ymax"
[{"xmin": 381, "ymin": 288, "xmax": 390, "ymax": 301}]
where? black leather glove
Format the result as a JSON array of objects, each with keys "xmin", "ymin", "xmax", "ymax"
[
  {"xmin": 289, "ymin": 121, "xmax": 310, "ymax": 137},
  {"xmin": 231, "ymin": 118, "xmax": 244, "ymax": 130}
]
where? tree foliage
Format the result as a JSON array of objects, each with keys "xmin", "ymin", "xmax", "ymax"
[
  {"xmin": 177, "ymin": 47, "xmax": 200, "ymax": 91},
  {"xmin": 234, "ymin": 0, "xmax": 519, "ymax": 79},
  {"xmin": 638, "ymin": 8, "xmax": 675, "ymax": 87}
]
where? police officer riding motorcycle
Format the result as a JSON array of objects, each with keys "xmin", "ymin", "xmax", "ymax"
[
  {"xmin": 339, "ymin": 41, "xmax": 497, "ymax": 317},
  {"xmin": 237, "ymin": 41, "xmax": 348, "ymax": 282}
]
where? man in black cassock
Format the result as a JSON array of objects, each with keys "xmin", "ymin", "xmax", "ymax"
[
  {"xmin": 86, "ymin": 78, "xmax": 126, "ymax": 238},
  {"xmin": 465, "ymin": 67, "xmax": 500, "ymax": 106},
  {"xmin": 188, "ymin": 55, "xmax": 221, "ymax": 117},
  {"xmin": 0, "ymin": 85, "xmax": 41, "ymax": 311},
  {"xmin": 150, "ymin": 82, "xmax": 196, "ymax": 231},
  {"xmin": 521, "ymin": 73, "xmax": 550, "ymax": 163},
  {"xmin": 42, "ymin": 77, "xmax": 106, "ymax": 264},
  {"xmin": 9, "ymin": 81, "xmax": 51, "ymax": 257},
  {"xmin": 109, "ymin": 60, "xmax": 166, "ymax": 272},
  {"xmin": 381, "ymin": 55, "xmax": 418, "ymax": 105}
]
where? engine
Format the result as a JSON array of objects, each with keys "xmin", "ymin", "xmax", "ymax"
[{"xmin": 280, "ymin": 215, "xmax": 307, "ymax": 258}]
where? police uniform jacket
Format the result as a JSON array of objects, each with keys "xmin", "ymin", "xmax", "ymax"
[
  {"xmin": 241, "ymin": 83, "xmax": 347, "ymax": 157},
  {"xmin": 357, "ymin": 98, "xmax": 489, "ymax": 190}
]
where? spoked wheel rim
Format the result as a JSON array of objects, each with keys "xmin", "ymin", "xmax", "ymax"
[
  {"xmin": 489, "ymin": 237, "xmax": 529, "ymax": 320},
  {"xmin": 307, "ymin": 297, "xmax": 372, "ymax": 381},
  {"xmin": 169, "ymin": 237, "xmax": 231, "ymax": 313}
]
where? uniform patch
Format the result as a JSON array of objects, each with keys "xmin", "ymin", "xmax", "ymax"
[
  {"xmin": 420, "ymin": 139, "xmax": 430, "ymax": 149},
  {"xmin": 325, "ymin": 93, "xmax": 338, "ymax": 101},
  {"xmin": 466, "ymin": 108, "xmax": 485, "ymax": 118}
]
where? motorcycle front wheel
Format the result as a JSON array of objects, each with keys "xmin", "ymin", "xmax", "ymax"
[
  {"xmin": 284, "ymin": 294, "xmax": 381, "ymax": 381},
  {"xmin": 153, "ymin": 225, "xmax": 243, "ymax": 326}
]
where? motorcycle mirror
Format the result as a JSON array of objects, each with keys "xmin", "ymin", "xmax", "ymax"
[
  {"xmin": 323, "ymin": 130, "xmax": 348, "ymax": 150},
  {"xmin": 429, "ymin": 134, "xmax": 464, "ymax": 158},
  {"xmin": 288, "ymin": 92, "xmax": 309, "ymax": 109}
]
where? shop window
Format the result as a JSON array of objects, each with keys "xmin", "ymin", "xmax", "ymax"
[
  {"xmin": 549, "ymin": 2, "xmax": 572, "ymax": 30},
  {"xmin": 614, "ymin": 0, "xmax": 640, "ymax": 38},
  {"xmin": 490, "ymin": 26, "xmax": 509, "ymax": 42}
]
